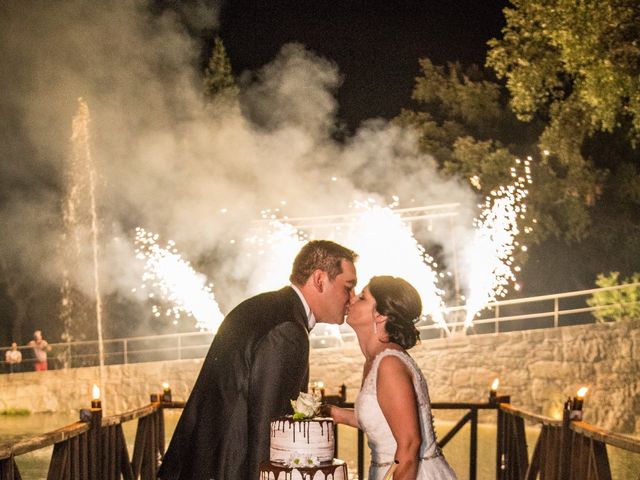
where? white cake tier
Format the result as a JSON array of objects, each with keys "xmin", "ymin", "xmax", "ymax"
[
  {"xmin": 259, "ymin": 459, "xmax": 347, "ymax": 480},
  {"xmin": 270, "ymin": 417, "xmax": 334, "ymax": 464}
]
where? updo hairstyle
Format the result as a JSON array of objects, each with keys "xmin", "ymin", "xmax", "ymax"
[{"xmin": 368, "ymin": 276, "xmax": 422, "ymax": 350}]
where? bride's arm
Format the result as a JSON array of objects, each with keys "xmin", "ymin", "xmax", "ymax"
[
  {"xmin": 377, "ymin": 356, "xmax": 421, "ymax": 480},
  {"xmin": 324, "ymin": 405, "xmax": 359, "ymax": 428}
]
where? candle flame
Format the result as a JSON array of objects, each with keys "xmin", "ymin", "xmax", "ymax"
[
  {"xmin": 577, "ymin": 387, "xmax": 588, "ymax": 398},
  {"xmin": 92, "ymin": 384, "xmax": 100, "ymax": 400},
  {"xmin": 491, "ymin": 378, "xmax": 499, "ymax": 391},
  {"xmin": 162, "ymin": 382, "xmax": 170, "ymax": 390}
]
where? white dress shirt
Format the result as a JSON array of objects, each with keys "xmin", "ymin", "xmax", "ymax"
[{"xmin": 290, "ymin": 284, "xmax": 316, "ymax": 330}]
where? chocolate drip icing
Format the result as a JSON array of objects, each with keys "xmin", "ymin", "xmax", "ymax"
[
  {"xmin": 270, "ymin": 417, "xmax": 334, "ymax": 445},
  {"xmin": 260, "ymin": 460, "xmax": 347, "ymax": 480}
]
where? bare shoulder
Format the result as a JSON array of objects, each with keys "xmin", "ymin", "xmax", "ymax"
[{"xmin": 377, "ymin": 353, "xmax": 412, "ymax": 381}]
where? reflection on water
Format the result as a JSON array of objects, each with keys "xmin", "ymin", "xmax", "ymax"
[{"xmin": 1, "ymin": 412, "xmax": 638, "ymax": 479}]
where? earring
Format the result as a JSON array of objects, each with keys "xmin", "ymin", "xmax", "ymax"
[{"xmin": 373, "ymin": 316, "xmax": 378, "ymax": 334}]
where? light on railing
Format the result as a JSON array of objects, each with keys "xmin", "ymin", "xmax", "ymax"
[
  {"xmin": 91, "ymin": 384, "xmax": 101, "ymax": 409},
  {"xmin": 162, "ymin": 382, "xmax": 172, "ymax": 402},
  {"xmin": 311, "ymin": 381, "xmax": 326, "ymax": 401},
  {"xmin": 576, "ymin": 386, "xmax": 588, "ymax": 399},
  {"xmin": 567, "ymin": 386, "xmax": 588, "ymax": 420},
  {"xmin": 489, "ymin": 378, "xmax": 499, "ymax": 403}
]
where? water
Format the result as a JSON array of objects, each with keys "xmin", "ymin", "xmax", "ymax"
[
  {"xmin": 62, "ymin": 98, "xmax": 106, "ymax": 401},
  {"xmin": 2, "ymin": 412, "xmax": 638, "ymax": 479}
]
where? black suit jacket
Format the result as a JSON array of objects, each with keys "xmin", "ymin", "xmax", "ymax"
[{"xmin": 158, "ymin": 286, "xmax": 310, "ymax": 480}]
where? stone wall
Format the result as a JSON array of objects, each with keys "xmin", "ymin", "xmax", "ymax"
[
  {"xmin": 309, "ymin": 318, "xmax": 640, "ymax": 433},
  {"xmin": 0, "ymin": 358, "xmax": 204, "ymax": 415},
  {"xmin": 1, "ymin": 319, "xmax": 638, "ymax": 433}
]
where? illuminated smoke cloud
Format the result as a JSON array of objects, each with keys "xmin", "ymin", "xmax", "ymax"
[{"xmin": 0, "ymin": 0, "xmax": 528, "ymax": 336}]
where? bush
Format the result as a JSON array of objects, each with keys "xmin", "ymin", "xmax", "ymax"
[{"xmin": 587, "ymin": 272, "xmax": 640, "ymax": 322}]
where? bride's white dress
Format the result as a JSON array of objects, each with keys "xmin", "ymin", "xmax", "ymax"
[{"xmin": 355, "ymin": 349, "xmax": 457, "ymax": 480}]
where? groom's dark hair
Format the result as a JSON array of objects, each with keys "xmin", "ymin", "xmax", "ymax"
[{"xmin": 290, "ymin": 240, "xmax": 357, "ymax": 286}]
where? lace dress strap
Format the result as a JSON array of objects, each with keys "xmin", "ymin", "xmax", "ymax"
[{"xmin": 364, "ymin": 349, "xmax": 428, "ymax": 405}]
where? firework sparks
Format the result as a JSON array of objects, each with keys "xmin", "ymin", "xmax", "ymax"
[
  {"xmin": 246, "ymin": 202, "xmax": 449, "ymax": 332},
  {"xmin": 341, "ymin": 203, "xmax": 448, "ymax": 331},
  {"xmin": 462, "ymin": 159, "xmax": 532, "ymax": 327},
  {"xmin": 134, "ymin": 227, "xmax": 224, "ymax": 332}
]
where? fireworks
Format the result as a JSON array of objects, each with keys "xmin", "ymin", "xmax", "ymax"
[
  {"xmin": 340, "ymin": 203, "xmax": 448, "ymax": 331},
  {"xmin": 246, "ymin": 201, "xmax": 449, "ymax": 332},
  {"xmin": 134, "ymin": 227, "xmax": 224, "ymax": 332},
  {"xmin": 134, "ymin": 158, "xmax": 532, "ymax": 336},
  {"xmin": 462, "ymin": 159, "xmax": 532, "ymax": 327}
]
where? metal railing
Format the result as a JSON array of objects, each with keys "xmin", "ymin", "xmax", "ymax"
[
  {"xmin": 1, "ymin": 283, "xmax": 638, "ymax": 371},
  {"xmin": 419, "ymin": 282, "xmax": 640, "ymax": 339}
]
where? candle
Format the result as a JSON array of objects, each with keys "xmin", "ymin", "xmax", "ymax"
[
  {"xmin": 162, "ymin": 382, "xmax": 172, "ymax": 402},
  {"xmin": 489, "ymin": 378, "xmax": 499, "ymax": 402},
  {"xmin": 570, "ymin": 386, "xmax": 588, "ymax": 420},
  {"xmin": 91, "ymin": 384, "xmax": 101, "ymax": 409},
  {"xmin": 572, "ymin": 386, "xmax": 588, "ymax": 410}
]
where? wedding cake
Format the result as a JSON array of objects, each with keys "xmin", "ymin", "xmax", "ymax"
[{"xmin": 259, "ymin": 393, "xmax": 348, "ymax": 480}]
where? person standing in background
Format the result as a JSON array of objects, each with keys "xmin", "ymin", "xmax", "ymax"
[
  {"xmin": 28, "ymin": 330, "xmax": 51, "ymax": 371},
  {"xmin": 5, "ymin": 342, "xmax": 22, "ymax": 373}
]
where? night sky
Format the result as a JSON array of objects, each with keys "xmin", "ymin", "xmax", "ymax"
[{"xmin": 218, "ymin": 0, "xmax": 509, "ymax": 130}]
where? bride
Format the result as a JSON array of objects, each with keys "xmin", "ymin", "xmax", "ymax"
[{"xmin": 327, "ymin": 276, "xmax": 457, "ymax": 480}]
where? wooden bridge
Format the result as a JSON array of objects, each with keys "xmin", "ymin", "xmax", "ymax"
[{"xmin": 1, "ymin": 392, "xmax": 638, "ymax": 480}]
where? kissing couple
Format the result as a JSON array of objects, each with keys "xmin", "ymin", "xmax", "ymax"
[{"xmin": 158, "ymin": 240, "xmax": 456, "ymax": 480}]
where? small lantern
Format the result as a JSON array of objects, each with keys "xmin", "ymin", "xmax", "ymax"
[
  {"xmin": 91, "ymin": 384, "xmax": 102, "ymax": 409},
  {"xmin": 162, "ymin": 382, "xmax": 172, "ymax": 402},
  {"xmin": 489, "ymin": 378, "xmax": 499, "ymax": 403},
  {"xmin": 570, "ymin": 387, "xmax": 588, "ymax": 420}
]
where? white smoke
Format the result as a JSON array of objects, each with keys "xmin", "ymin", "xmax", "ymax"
[{"xmin": 0, "ymin": 0, "xmax": 480, "ymax": 325}]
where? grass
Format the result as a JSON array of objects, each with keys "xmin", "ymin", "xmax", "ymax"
[{"xmin": 0, "ymin": 407, "xmax": 31, "ymax": 416}]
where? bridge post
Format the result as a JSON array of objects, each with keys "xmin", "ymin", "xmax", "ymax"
[
  {"xmin": 558, "ymin": 405, "xmax": 572, "ymax": 480},
  {"xmin": 469, "ymin": 407, "xmax": 478, "ymax": 480},
  {"xmin": 80, "ymin": 406, "xmax": 103, "ymax": 480}
]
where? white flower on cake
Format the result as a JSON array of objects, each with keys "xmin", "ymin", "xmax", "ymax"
[
  {"xmin": 303, "ymin": 455, "xmax": 320, "ymax": 467},
  {"xmin": 290, "ymin": 391, "xmax": 321, "ymax": 420},
  {"xmin": 286, "ymin": 453, "xmax": 304, "ymax": 468},
  {"xmin": 285, "ymin": 452, "xmax": 320, "ymax": 468}
]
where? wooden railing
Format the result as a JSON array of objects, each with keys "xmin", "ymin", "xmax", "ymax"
[
  {"xmin": 498, "ymin": 403, "xmax": 640, "ymax": 480},
  {"xmin": 2, "ymin": 395, "xmax": 638, "ymax": 479},
  {"xmin": 0, "ymin": 396, "xmax": 180, "ymax": 480}
]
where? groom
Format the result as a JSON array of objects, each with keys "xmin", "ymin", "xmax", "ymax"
[{"xmin": 158, "ymin": 240, "xmax": 358, "ymax": 480}]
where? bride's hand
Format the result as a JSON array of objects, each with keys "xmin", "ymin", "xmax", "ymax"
[{"xmin": 319, "ymin": 403, "xmax": 333, "ymax": 417}]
